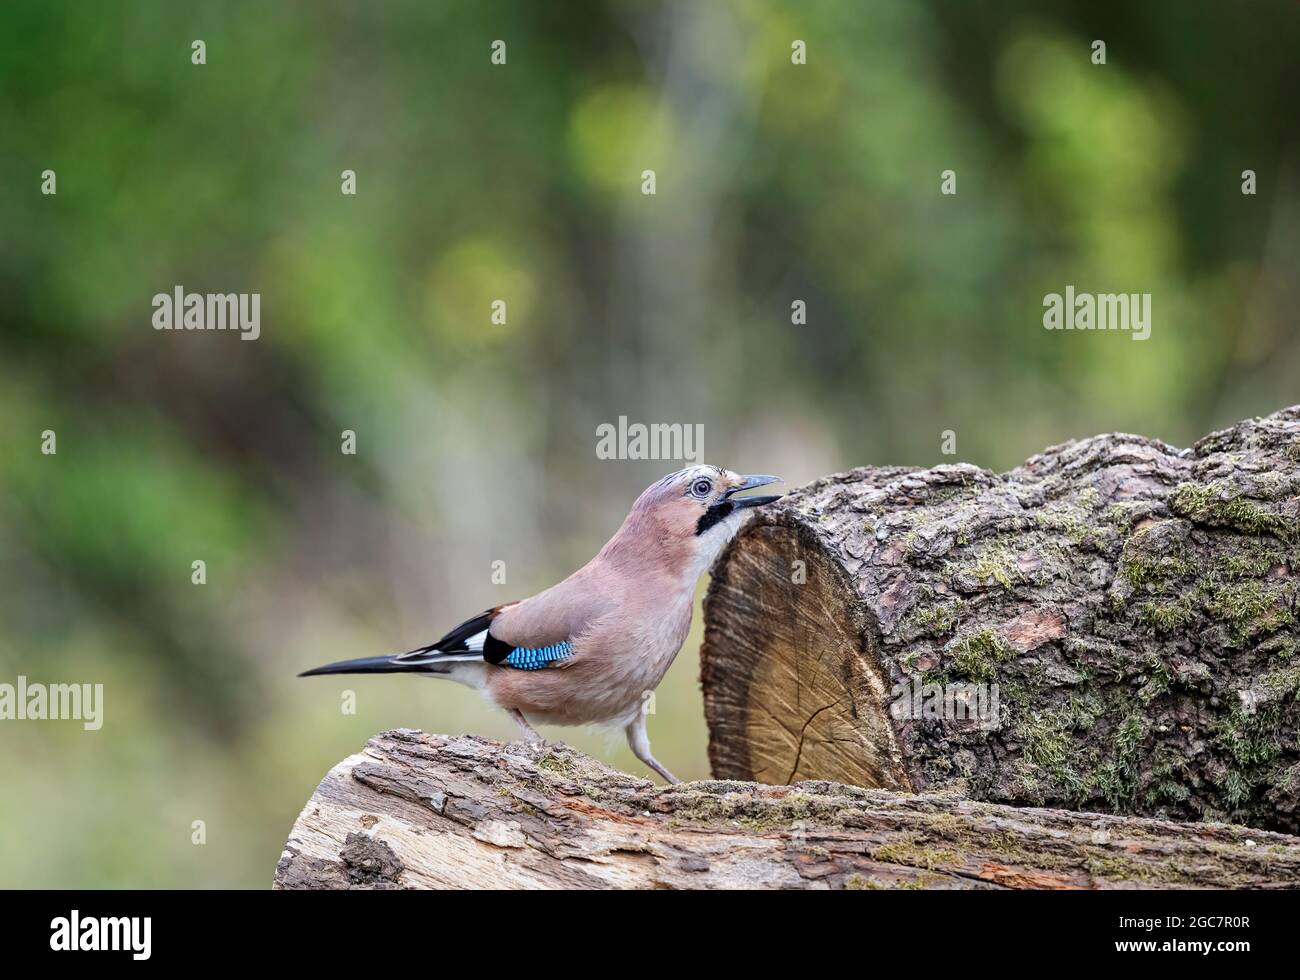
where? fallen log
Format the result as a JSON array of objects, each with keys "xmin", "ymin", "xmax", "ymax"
[
  {"xmin": 274, "ymin": 730, "xmax": 1300, "ymax": 889},
  {"xmin": 701, "ymin": 407, "xmax": 1300, "ymax": 831}
]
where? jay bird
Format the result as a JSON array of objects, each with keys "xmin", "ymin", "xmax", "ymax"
[{"xmin": 300, "ymin": 466, "xmax": 782, "ymax": 783}]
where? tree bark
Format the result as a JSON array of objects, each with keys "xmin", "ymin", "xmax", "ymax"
[
  {"xmin": 274, "ymin": 729, "xmax": 1300, "ymax": 889},
  {"xmin": 701, "ymin": 407, "xmax": 1300, "ymax": 832}
]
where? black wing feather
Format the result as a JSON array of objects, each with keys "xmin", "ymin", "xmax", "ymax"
[{"xmin": 392, "ymin": 608, "xmax": 504, "ymax": 661}]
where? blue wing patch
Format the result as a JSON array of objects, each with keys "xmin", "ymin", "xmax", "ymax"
[{"xmin": 504, "ymin": 641, "xmax": 574, "ymax": 670}]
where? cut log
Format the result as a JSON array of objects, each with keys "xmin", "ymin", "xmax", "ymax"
[
  {"xmin": 701, "ymin": 407, "xmax": 1300, "ymax": 832},
  {"xmin": 274, "ymin": 730, "xmax": 1300, "ymax": 889}
]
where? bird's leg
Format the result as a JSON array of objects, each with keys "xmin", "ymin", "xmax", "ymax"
[
  {"xmin": 508, "ymin": 708, "xmax": 545, "ymax": 745},
  {"xmin": 625, "ymin": 711, "xmax": 681, "ymax": 784}
]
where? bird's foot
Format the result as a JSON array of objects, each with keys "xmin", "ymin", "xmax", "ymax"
[
  {"xmin": 508, "ymin": 708, "xmax": 546, "ymax": 746},
  {"xmin": 647, "ymin": 759, "xmax": 682, "ymax": 785}
]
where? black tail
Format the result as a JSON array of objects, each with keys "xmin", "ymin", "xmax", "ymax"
[
  {"xmin": 298, "ymin": 655, "xmax": 430, "ymax": 677},
  {"xmin": 301, "ymin": 610, "xmax": 499, "ymax": 679}
]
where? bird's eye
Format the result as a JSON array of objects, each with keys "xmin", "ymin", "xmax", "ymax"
[{"xmin": 691, "ymin": 479, "xmax": 713, "ymax": 498}]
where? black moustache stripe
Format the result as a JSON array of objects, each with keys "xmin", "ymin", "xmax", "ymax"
[{"xmin": 695, "ymin": 500, "xmax": 735, "ymax": 536}]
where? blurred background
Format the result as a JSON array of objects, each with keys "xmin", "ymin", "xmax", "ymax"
[{"xmin": 1, "ymin": 0, "xmax": 1298, "ymax": 887}]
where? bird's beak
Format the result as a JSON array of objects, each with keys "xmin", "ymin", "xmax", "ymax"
[{"xmin": 725, "ymin": 474, "xmax": 783, "ymax": 510}]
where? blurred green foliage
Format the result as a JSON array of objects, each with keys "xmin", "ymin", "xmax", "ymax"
[{"xmin": 1, "ymin": 1, "xmax": 1297, "ymax": 886}]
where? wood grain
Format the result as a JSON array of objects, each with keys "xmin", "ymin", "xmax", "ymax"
[{"xmin": 274, "ymin": 730, "xmax": 1300, "ymax": 889}]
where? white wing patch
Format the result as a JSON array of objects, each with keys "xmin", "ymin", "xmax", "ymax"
[
  {"xmin": 393, "ymin": 630, "xmax": 486, "ymax": 664},
  {"xmin": 390, "ymin": 628, "xmax": 490, "ymax": 666}
]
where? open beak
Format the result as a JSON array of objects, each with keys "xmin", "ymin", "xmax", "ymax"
[{"xmin": 725, "ymin": 474, "xmax": 783, "ymax": 510}]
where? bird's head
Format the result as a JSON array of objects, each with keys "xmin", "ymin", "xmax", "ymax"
[{"xmin": 627, "ymin": 465, "xmax": 783, "ymax": 570}]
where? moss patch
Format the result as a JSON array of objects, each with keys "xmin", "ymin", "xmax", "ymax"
[
  {"xmin": 953, "ymin": 546, "xmax": 1016, "ymax": 591},
  {"xmin": 909, "ymin": 602, "xmax": 958, "ymax": 636},
  {"xmin": 950, "ymin": 629, "xmax": 1013, "ymax": 681},
  {"xmin": 870, "ymin": 833, "xmax": 960, "ymax": 871},
  {"xmin": 1206, "ymin": 581, "xmax": 1294, "ymax": 637},
  {"xmin": 1138, "ymin": 600, "xmax": 1192, "ymax": 634},
  {"xmin": 1170, "ymin": 481, "xmax": 1292, "ymax": 539}
]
